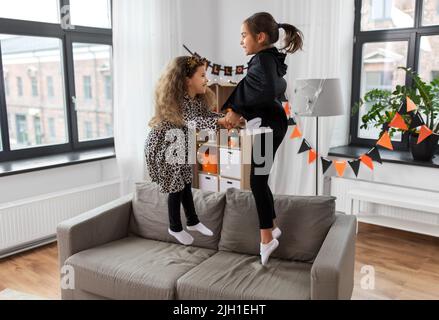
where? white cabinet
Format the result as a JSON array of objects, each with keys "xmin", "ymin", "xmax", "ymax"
[
  {"xmin": 219, "ymin": 177, "xmax": 241, "ymax": 192},
  {"xmin": 219, "ymin": 148, "xmax": 241, "ymax": 179},
  {"xmin": 198, "ymin": 173, "xmax": 218, "ymax": 192}
]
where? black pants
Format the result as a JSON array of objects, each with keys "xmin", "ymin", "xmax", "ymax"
[
  {"xmin": 168, "ymin": 183, "xmax": 200, "ymax": 232},
  {"xmin": 250, "ymin": 129, "xmax": 286, "ymax": 229}
]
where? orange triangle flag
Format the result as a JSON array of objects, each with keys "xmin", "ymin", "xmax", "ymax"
[
  {"xmin": 308, "ymin": 149, "xmax": 317, "ymax": 164},
  {"xmin": 290, "ymin": 125, "xmax": 302, "ymax": 139},
  {"xmin": 417, "ymin": 125, "xmax": 433, "ymax": 144},
  {"xmin": 334, "ymin": 161, "xmax": 347, "ymax": 177},
  {"xmin": 377, "ymin": 131, "xmax": 393, "ymax": 150},
  {"xmin": 284, "ymin": 102, "xmax": 291, "ymax": 116},
  {"xmin": 406, "ymin": 96, "xmax": 417, "ymax": 112},
  {"xmin": 360, "ymin": 154, "xmax": 374, "ymax": 170},
  {"xmin": 389, "ymin": 112, "xmax": 408, "ymax": 131}
]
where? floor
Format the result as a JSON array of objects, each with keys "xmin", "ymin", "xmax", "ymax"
[{"xmin": 0, "ymin": 222, "xmax": 438, "ymax": 300}]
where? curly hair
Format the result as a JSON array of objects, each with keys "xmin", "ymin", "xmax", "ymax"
[{"xmin": 148, "ymin": 56, "xmax": 217, "ymax": 127}]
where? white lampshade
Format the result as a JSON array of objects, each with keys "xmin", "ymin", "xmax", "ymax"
[{"xmin": 291, "ymin": 78, "xmax": 345, "ymax": 117}]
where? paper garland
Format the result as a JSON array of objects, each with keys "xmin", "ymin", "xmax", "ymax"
[
  {"xmin": 287, "ymin": 96, "xmax": 433, "ymax": 178},
  {"xmin": 184, "ymin": 44, "xmax": 248, "ymax": 76}
]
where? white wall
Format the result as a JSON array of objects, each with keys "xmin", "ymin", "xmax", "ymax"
[{"xmin": 0, "ymin": 158, "xmax": 119, "ymax": 204}]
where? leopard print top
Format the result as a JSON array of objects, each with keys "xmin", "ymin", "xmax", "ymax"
[{"xmin": 145, "ymin": 94, "xmax": 222, "ymax": 194}]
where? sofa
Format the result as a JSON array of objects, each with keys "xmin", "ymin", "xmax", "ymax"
[{"xmin": 57, "ymin": 182, "xmax": 357, "ymax": 300}]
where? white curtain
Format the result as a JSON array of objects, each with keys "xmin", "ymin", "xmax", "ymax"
[
  {"xmin": 269, "ymin": 0, "xmax": 355, "ymax": 196},
  {"xmin": 113, "ymin": 0, "xmax": 183, "ymax": 195}
]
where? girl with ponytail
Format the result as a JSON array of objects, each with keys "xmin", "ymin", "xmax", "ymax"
[{"xmin": 222, "ymin": 12, "xmax": 303, "ymax": 265}]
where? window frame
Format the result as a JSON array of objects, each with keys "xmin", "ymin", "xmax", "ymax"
[
  {"xmin": 350, "ymin": 0, "xmax": 439, "ymax": 151},
  {"xmin": 0, "ymin": 0, "xmax": 113, "ymax": 162}
]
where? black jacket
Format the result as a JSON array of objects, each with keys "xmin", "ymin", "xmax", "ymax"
[{"xmin": 221, "ymin": 47, "xmax": 288, "ymax": 135}]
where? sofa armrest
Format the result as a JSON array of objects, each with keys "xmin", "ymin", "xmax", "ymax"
[
  {"xmin": 57, "ymin": 194, "xmax": 133, "ymax": 268},
  {"xmin": 310, "ymin": 214, "xmax": 357, "ymax": 300}
]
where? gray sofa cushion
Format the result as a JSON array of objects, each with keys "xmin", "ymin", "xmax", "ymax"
[
  {"xmin": 176, "ymin": 250, "xmax": 311, "ymax": 300},
  {"xmin": 65, "ymin": 236, "xmax": 216, "ymax": 300},
  {"xmin": 218, "ymin": 188, "xmax": 336, "ymax": 262},
  {"xmin": 130, "ymin": 182, "xmax": 226, "ymax": 250}
]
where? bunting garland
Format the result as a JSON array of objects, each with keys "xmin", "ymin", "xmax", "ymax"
[
  {"xmin": 184, "ymin": 44, "xmax": 248, "ymax": 77},
  {"xmin": 287, "ymin": 96, "xmax": 433, "ymax": 178}
]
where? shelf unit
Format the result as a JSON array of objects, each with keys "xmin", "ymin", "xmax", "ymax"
[{"xmin": 192, "ymin": 83, "xmax": 252, "ymax": 192}]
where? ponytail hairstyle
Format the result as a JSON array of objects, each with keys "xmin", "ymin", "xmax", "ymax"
[{"xmin": 244, "ymin": 12, "xmax": 304, "ymax": 54}]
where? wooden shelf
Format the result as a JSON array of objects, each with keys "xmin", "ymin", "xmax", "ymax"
[{"xmin": 194, "ymin": 84, "xmax": 251, "ymax": 192}]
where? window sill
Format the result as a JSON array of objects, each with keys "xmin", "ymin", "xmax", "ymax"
[
  {"xmin": 328, "ymin": 145, "xmax": 439, "ymax": 169},
  {"xmin": 0, "ymin": 147, "xmax": 116, "ymax": 177}
]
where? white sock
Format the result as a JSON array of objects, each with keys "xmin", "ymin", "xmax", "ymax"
[
  {"xmin": 260, "ymin": 239, "xmax": 279, "ymax": 266},
  {"xmin": 186, "ymin": 222, "xmax": 213, "ymax": 236},
  {"xmin": 272, "ymin": 227, "xmax": 282, "ymax": 239},
  {"xmin": 168, "ymin": 229, "xmax": 194, "ymax": 245}
]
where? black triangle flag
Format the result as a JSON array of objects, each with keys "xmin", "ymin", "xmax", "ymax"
[
  {"xmin": 409, "ymin": 112, "xmax": 425, "ymax": 129},
  {"xmin": 398, "ymin": 101, "xmax": 407, "ymax": 115},
  {"xmin": 367, "ymin": 146, "xmax": 383, "ymax": 164},
  {"xmin": 298, "ymin": 139, "xmax": 312, "ymax": 154},
  {"xmin": 381, "ymin": 122, "xmax": 390, "ymax": 132},
  {"xmin": 321, "ymin": 157, "xmax": 333, "ymax": 174},
  {"xmin": 287, "ymin": 117, "xmax": 296, "ymax": 126},
  {"xmin": 348, "ymin": 159, "xmax": 361, "ymax": 177}
]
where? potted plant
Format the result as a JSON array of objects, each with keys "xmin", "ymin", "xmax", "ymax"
[{"xmin": 353, "ymin": 67, "xmax": 439, "ymax": 161}]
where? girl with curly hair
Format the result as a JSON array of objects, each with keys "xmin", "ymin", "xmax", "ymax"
[{"xmin": 145, "ymin": 56, "xmax": 231, "ymax": 245}]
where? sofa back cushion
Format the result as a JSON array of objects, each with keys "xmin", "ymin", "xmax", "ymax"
[
  {"xmin": 130, "ymin": 182, "xmax": 226, "ymax": 250},
  {"xmin": 218, "ymin": 188, "xmax": 336, "ymax": 262}
]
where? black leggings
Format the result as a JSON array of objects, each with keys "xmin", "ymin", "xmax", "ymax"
[
  {"xmin": 250, "ymin": 130, "xmax": 286, "ymax": 229},
  {"xmin": 168, "ymin": 183, "xmax": 200, "ymax": 232}
]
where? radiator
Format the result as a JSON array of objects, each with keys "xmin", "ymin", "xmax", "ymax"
[
  {"xmin": 331, "ymin": 177, "xmax": 439, "ymax": 235},
  {"xmin": 0, "ymin": 180, "xmax": 121, "ymax": 259}
]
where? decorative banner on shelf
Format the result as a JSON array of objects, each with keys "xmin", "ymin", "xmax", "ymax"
[
  {"xmin": 183, "ymin": 44, "xmax": 248, "ymax": 76},
  {"xmin": 288, "ymin": 96, "xmax": 433, "ymax": 178}
]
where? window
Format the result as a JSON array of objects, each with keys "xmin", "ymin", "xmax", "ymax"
[
  {"xmin": 15, "ymin": 114, "xmax": 28, "ymax": 146},
  {"xmin": 4, "ymin": 76, "xmax": 9, "ymax": 96},
  {"xmin": 361, "ymin": 0, "xmax": 415, "ymax": 31},
  {"xmin": 371, "ymin": 0, "xmax": 392, "ymax": 20},
  {"xmin": 0, "ymin": 2, "xmax": 112, "ymax": 162},
  {"xmin": 47, "ymin": 76, "xmax": 54, "ymax": 98},
  {"xmin": 418, "ymin": 35, "xmax": 439, "ymax": 82},
  {"xmin": 0, "ymin": 0, "xmax": 60, "ymax": 24},
  {"xmin": 352, "ymin": 0, "xmax": 439, "ymax": 150},
  {"xmin": 70, "ymin": 0, "xmax": 111, "ymax": 29},
  {"xmin": 84, "ymin": 121, "xmax": 93, "ymax": 140},
  {"xmin": 83, "ymin": 76, "xmax": 92, "ymax": 99},
  {"xmin": 48, "ymin": 117, "xmax": 56, "ymax": 141},
  {"xmin": 34, "ymin": 116, "xmax": 42, "ymax": 145},
  {"xmin": 17, "ymin": 77, "xmax": 23, "ymax": 96},
  {"xmin": 105, "ymin": 75, "xmax": 112, "ymax": 100},
  {"xmin": 31, "ymin": 77, "xmax": 38, "ymax": 97},
  {"xmin": 422, "ymin": 0, "xmax": 439, "ymax": 25},
  {"xmin": 73, "ymin": 43, "xmax": 113, "ymax": 141},
  {"xmin": 105, "ymin": 123, "xmax": 113, "ymax": 137},
  {"xmin": 2, "ymin": 35, "xmax": 68, "ymax": 150}
]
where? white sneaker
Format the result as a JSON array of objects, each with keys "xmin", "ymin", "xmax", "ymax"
[
  {"xmin": 187, "ymin": 222, "xmax": 213, "ymax": 236},
  {"xmin": 260, "ymin": 239, "xmax": 279, "ymax": 266},
  {"xmin": 168, "ymin": 229, "xmax": 194, "ymax": 245},
  {"xmin": 272, "ymin": 227, "xmax": 282, "ymax": 239}
]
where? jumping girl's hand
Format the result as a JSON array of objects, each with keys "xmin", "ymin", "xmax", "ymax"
[
  {"xmin": 225, "ymin": 110, "xmax": 242, "ymax": 128},
  {"xmin": 218, "ymin": 117, "xmax": 233, "ymax": 129}
]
